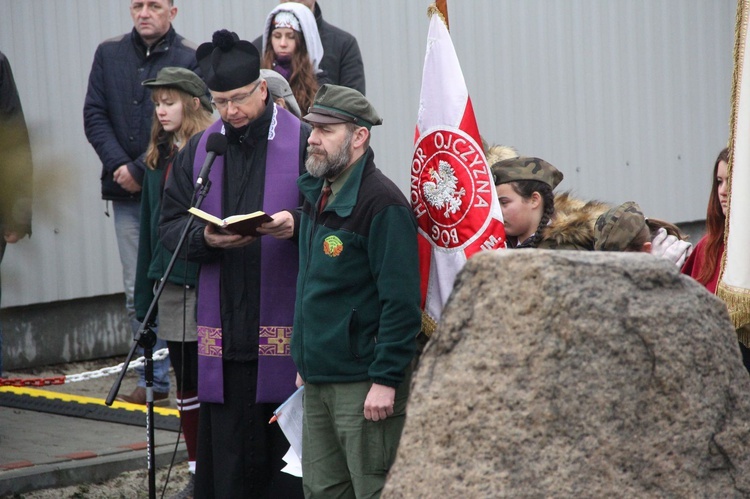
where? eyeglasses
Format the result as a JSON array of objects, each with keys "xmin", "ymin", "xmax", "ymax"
[{"xmin": 211, "ymin": 80, "xmax": 262, "ymax": 110}]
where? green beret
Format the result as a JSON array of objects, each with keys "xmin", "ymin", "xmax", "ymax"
[
  {"xmin": 594, "ymin": 201, "xmax": 647, "ymax": 251},
  {"xmin": 142, "ymin": 67, "xmax": 212, "ymax": 113},
  {"xmin": 304, "ymin": 84, "xmax": 382, "ymax": 129},
  {"xmin": 491, "ymin": 156, "xmax": 563, "ymax": 189}
]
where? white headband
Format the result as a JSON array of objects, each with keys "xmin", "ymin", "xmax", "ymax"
[{"xmin": 273, "ymin": 11, "xmax": 301, "ymax": 32}]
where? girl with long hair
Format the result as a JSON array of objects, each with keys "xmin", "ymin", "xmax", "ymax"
[
  {"xmin": 682, "ymin": 147, "xmax": 729, "ymax": 289},
  {"xmin": 134, "ymin": 67, "xmax": 214, "ymax": 496},
  {"xmin": 261, "ymin": 2, "xmax": 325, "ymax": 115},
  {"xmin": 680, "ymin": 148, "xmax": 750, "ymax": 373}
]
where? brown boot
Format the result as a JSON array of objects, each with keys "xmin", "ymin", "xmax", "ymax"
[{"xmin": 116, "ymin": 386, "xmax": 170, "ymax": 406}]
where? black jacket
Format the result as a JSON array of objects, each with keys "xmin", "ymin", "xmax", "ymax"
[
  {"xmin": 313, "ymin": 3, "xmax": 366, "ymax": 95},
  {"xmin": 159, "ymin": 102, "xmax": 310, "ymax": 361},
  {"xmin": 0, "ymin": 50, "xmax": 32, "ymax": 241},
  {"xmin": 253, "ymin": 3, "xmax": 366, "ymax": 95},
  {"xmin": 83, "ymin": 26, "xmax": 198, "ymax": 201}
]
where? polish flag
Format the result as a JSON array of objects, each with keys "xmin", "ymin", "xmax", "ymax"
[
  {"xmin": 411, "ymin": 5, "xmax": 506, "ymax": 336},
  {"xmin": 718, "ymin": 0, "xmax": 750, "ymax": 345}
]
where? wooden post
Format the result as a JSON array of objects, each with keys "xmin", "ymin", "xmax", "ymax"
[{"xmin": 436, "ymin": 0, "xmax": 449, "ymax": 31}]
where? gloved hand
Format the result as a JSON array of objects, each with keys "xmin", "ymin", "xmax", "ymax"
[{"xmin": 651, "ymin": 228, "xmax": 693, "ymax": 267}]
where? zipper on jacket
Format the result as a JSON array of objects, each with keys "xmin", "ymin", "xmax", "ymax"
[{"xmin": 299, "ymin": 201, "xmax": 320, "ymax": 380}]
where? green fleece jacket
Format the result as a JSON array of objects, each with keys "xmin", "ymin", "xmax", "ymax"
[
  {"xmin": 134, "ymin": 142, "xmax": 199, "ymax": 322},
  {"xmin": 292, "ymin": 149, "xmax": 421, "ymax": 387}
]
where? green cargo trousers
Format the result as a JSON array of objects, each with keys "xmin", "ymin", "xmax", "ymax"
[{"xmin": 301, "ymin": 377, "xmax": 411, "ymax": 499}]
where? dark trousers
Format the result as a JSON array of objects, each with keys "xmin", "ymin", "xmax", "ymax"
[
  {"xmin": 194, "ymin": 360, "xmax": 303, "ymax": 499},
  {"xmin": 166, "ymin": 340, "xmax": 198, "ymax": 393}
]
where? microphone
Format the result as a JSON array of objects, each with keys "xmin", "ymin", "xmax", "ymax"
[{"xmin": 195, "ymin": 132, "xmax": 229, "ymax": 189}]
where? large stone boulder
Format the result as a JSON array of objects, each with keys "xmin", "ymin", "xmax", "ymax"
[{"xmin": 384, "ymin": 250, "xmax": 750, "ymax": 498}]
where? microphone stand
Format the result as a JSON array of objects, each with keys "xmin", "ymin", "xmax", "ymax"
[{"xmin": 106, "ymin": 175, "xmax": 215, "ymax": 499}]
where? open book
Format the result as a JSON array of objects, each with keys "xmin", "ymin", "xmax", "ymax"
[{"xmin": 188, "ymin": 207, "xmax": 273, "ymax": 237}]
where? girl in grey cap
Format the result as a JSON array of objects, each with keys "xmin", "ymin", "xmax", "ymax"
[{"xmin": 260, "ymin": 68, "xmax": 302, "ymax": 118}]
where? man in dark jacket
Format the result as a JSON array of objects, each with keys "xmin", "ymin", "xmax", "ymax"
[
  {"xmin": 254, "ymin": 0, "xmax": 366, "ymax": 95},
  {"xmin": 0, "ymin": 50, "xmax": 33, "ymax": 376},
  {"xmin": 83, "ymin": 0, "xmax": 198, "ymax": 404},
  {"xmin": 293, "ymin": 84, "xmax": 421, "ymax": 497}
]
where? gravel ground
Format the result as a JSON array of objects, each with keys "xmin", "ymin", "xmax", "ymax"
[
  {"xmin": 14, "ymin": 466, "xmax": 193, "ymax": 499},
  {"xmin": 5, "ymin": 357, "xmax": 193, "ymax": 499}
]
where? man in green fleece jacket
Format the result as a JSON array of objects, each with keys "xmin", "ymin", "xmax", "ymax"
[{"xmin": 293, "ymin": 84, "xmax": 421, "ymax": 498}]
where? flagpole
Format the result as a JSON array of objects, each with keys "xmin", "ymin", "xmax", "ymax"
[
  {"xmin": 718, "ymin": 0, "xmax": 750, "ymax": 344},
  {"xmin": 436, "ymin": 0, "xmax": 450, "ymax": 31}
]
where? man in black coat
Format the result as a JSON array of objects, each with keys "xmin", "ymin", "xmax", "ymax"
[
  {"xmin": 83, "ymin": 0, "xmax": 198, "ymax": 404},
  {"xmin": 254, "ymin": 0, "xmax": 366, "ymax": 95}
]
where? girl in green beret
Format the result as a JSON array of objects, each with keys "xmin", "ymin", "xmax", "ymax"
[{"xmin": 491, "ymin": 156, "xmax": 563, "ymax": 249}]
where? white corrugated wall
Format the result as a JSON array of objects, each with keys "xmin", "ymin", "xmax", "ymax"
[{"xmin": 0, "ymin": 0, "xmax": 734, "ymax": 308}]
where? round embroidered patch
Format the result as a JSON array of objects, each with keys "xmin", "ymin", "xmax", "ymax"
[{"xmin": 323, "ymin": 235, "xmax": 344, "ymax": 257}]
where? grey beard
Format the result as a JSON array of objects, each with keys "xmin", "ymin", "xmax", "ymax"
[{"xmin": 305, "ymin": 132, "xmax": 353, "ymax": 179}]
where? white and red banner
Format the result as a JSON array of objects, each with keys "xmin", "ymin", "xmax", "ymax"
[
  {"xmin": 718, "ymin": 0, "xmax": 750, "ymax": 343},
  {"xmin": 411, "ymin": 6, "xmax": 506, "ymax": 335}
]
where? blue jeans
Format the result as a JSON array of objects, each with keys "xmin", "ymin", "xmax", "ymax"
[
  {"xmin": 135, "ymin": 322, "xmax": 170, "ymax": 393},
  {"xmin": 113, "ymin": 200, "xmax": 170, "ymax": 393}
]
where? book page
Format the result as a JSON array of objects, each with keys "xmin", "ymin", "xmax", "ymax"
[
  {"xmin": 224, "ymin": 211, "xmax": 268, "ymax": 224},
  {"xmin": 187, "ymin": 207, "xmax": 223, "ymax": 226}
]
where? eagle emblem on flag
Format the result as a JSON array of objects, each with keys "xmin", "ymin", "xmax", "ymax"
[{"xmin": 423, "ymin": 160, "xmax": 467, "ymax": 218}]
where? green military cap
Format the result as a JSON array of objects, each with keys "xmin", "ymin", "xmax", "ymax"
[
  {"xmin": 304, "ymin": 84, "xmax": 383, "ymax": 129},
  {"xmin": 491, "ymin": 156, "xmax": 563, "ymax": 189},
  {"xmin": 594, "ymin": 201, "xmax": 646, "ymax": 251},
  {"xmin": 142, "ymin": 67, "xmax": 212, "ymax": 113}
]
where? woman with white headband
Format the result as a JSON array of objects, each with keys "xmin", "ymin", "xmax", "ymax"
[{"xmin": 261, "ymin": 2, "xmax": 326, "ymax": 115}]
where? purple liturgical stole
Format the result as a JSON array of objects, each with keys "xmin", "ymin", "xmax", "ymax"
[{"xmin": 193, "ymin": 105, "xmax": 300, "ymax": 404}]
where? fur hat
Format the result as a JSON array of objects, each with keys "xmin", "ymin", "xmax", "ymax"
[
  {"xmin": 540, "ymin": 192, "xmax": 611, "ymax": 250},
  {"xmin": 485, "ymin": 143, "xmax": 519, "ymax": 168}
]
